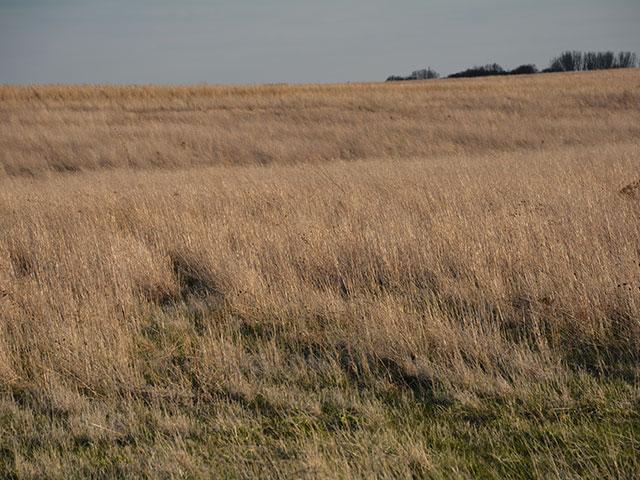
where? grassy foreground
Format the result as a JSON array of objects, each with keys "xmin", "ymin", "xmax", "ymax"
[{"xmin": 1, "ymin": 71, "xmax": 639, "ymax": 478}]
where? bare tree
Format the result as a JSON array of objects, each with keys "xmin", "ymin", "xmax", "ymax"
[
  {"xmin": 596, "ymin": 51, "xmax": 616, "ymax": 69},
  {"xmin": 583, "ymin": 52, "xmax": 598, "ymax": 71},
  {"xmin": 548, "ymin": 50, "xmax": 637, "ymax": 72},
  {"xmin": 615, "ymin": 51, "xmax": 638, "ymax": 68},
  {"xmin": 549, "ymin": 51, "xmax": 583, "ymax": 72}
]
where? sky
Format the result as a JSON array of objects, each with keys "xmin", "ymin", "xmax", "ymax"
[{"xmin": 0, "ymin": 0, "xmax": 639, "ymax": 85}]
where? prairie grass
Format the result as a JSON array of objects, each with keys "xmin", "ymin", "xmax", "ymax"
[{"xmin": 0, "ymin": 70, "xmax": 639, "ymax": 478}]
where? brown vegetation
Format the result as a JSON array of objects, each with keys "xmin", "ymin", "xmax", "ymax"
[{"xmin": 0, "ymin": 70, "xmax": 639, "ymax": 478}]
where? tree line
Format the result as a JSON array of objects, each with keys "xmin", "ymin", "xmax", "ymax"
[
  {"xmin": 545, "ymin": 51, "xmax": 637, "ymax": 72},
  {"xmin": 386, "ymin": 51, "xmax": 638, "ymax": 81}
]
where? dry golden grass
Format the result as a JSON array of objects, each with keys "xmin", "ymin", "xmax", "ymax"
[
  {"xmin": 1, "ymin": 70, "xmax": 639, "ymax": 478},
  {"xmin": 2, "ymin": 70, "xmax": 639, "ymax": 176}
]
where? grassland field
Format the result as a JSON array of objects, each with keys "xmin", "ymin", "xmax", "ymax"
[{"xmin": 0, "ymin": 70, "xmax": 640, "ymax": 478}]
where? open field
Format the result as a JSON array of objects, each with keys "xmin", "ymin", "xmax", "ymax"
[{"xmin": 1, "ymin": 70, "xmax": 640, "ymax": 478}]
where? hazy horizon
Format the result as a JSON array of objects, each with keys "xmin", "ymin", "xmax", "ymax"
[{"xmin": 1, "ymin": 0, "xmax": 639, "ymax": 85}]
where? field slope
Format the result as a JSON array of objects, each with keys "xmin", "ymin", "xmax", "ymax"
[{"xmin": 1, "ymin": 70, "xmax": 640, "ymax": 478}]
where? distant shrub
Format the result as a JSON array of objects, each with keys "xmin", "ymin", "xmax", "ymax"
[
  {"xmin": 386, "ymin": 67, "xmax": 439, "ymax": 82},
  {"xmin": 448, "ymin": 63, "xmax": 537, "ymax": 79},
  {"xmin": 448, "ymin": 63, "xmax": 505, "ymax": 78},
  {"xmin": 509, "ymin": 64, "xmax": 538, "ymax": 75},
  {"xmin": 410, "ymin": 68, "xmax": 440, "ymax": 80}
]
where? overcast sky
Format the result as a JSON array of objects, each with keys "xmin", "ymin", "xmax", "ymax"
[{"xmin": 1, "ymin": 0, "xmax": 638, "ymax": 84}]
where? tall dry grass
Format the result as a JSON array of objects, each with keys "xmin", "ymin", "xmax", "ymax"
[
  {"xmin": 1, "ymin": 70, "xmax": 639, "ymax": 176},
  {"xmin": 0, "ymin": 70, "xmax": 639, "ymax": 478}
]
